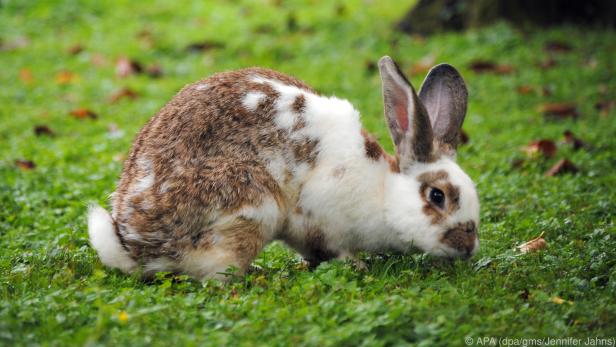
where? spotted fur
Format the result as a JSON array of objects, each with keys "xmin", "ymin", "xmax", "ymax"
[{"xmin": 88, "ymin": 56, "xmax": 480, "ymax": 280}]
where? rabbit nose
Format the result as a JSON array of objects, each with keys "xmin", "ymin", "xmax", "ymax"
[{"xmin": 440, "ymin": 221, "xmax": 478, "ymax": 258}]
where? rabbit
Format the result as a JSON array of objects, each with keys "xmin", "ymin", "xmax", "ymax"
[{"xmin": 88, "ymin": 56, "xmax": 479, "ymax": 281}]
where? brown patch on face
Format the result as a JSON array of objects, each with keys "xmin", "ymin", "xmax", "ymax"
[
  {"xmin": 440, "ymin": 221, "xmax": 476, "ymax": 256},
  {"xmin": 417, "ymin": 170, "xmax": 461, "ymax": 224},
  {"xmin": 360, "ymin": 129, "xmax": 400, "ymax": 173},
  {"xmin": 304, "ymin": 227, "xmax": 337, "ymax": 268}
]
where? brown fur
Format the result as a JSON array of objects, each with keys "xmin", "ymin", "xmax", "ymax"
[
  {"xmin": 111, "ymin": 68, "xmax": 317, "ymax": 268},
  {"xmin": 417, "ymin": 170, "xmax": 461, "ymax": 224},
  {"xmin": 440, "ymin": 221, "xmax": 476, "ymax": 256},
  {"xmin": 360, "ymin": 129, "xmax": 400, "ymax": 173}
]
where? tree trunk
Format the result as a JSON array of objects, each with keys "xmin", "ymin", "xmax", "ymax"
[{"xmin": 397, "ymin": 0, "xmax": 616, "ymax": 35}]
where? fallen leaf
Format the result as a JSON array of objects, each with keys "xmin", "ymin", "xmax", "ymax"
[
  {"xmin": 146, "ymin": 64, "xmax": 163, "ymax": 78},
  {"xmin": 545, "ymin": 159, "xmax": 578, "ymax": 176},
  {"xmin": 517, "ymin": 232, "xmax": 547, "ymax": 253},
  {"xmin": 136, "ymin": 29, "xmax": 155, "ymax": 48},
  {"xmin": 537, "ymin": 58, "xmax": 557, "ymax": 70},
  {"xmin": 551, "ymin": 296, "xmax": 573, "ymax": 305},
  {"xmin": 185, "ymin": 40, "xmax": 225, "ymax": 52},
  {"xmin": 55, "ymin": 71, "xmax": 78, "ymax": 85},
  {"xmin": 538, "ymin": 102, "xmax": 578, "ymax": 120},
  {"xmin": 33, "ymin": 125, "xmax": 55, "ymax": 137},
  {"xmin": 0, "ymin": 36, "xmax": 30, "ymax": 51},
  {"xmin": 67, "ymin": 43, "xmax": 84, "ymax": 55},
  {"xmin": 91, "ymin": 53, "xmax": 108, "ymax": 67},
  {"xmin": 523, "ymin": 139, "xmax": 557, "ymax": 158},
  {"xmin": 468, "ymin": 60, "xmax": 514, "ymax": 74},
  {"xmin": 70, "ymin": 108, "xmax": 98, "ymax": 120},
  {"xmin": 595, "ymin": 100, "xmax": 614, "ymax": 117},
  {"xmin": 364, "ymin": 60, "xmax": 377, "ymax": 74},
  {"xmin": 544, "ymin": 40, "xmax": 573, "ymax": 53},
  {"xmin": 109, "ymin": 88, "xmax": 139, "ymax": 103},
  {"xmin": 410, "ymin": 54, "xmax": 436, "ymax": 75},
  {"xmin": 562, "ymin": 130, "xmax": 587, "ymax": 150},
  {"xmin": 116, "ymin": 57, "xmax": 143, "ymax": 78},
  {"xmin": 15, "ymin": 159, "xmax": 36, "ymax": 171},
  {"xmin": 19, "ymin": 68, "xmax": 33, "ymax": 84},
  {"xmin": 516, "ymin": 85, "xmax": 534, "ymax": 95}
]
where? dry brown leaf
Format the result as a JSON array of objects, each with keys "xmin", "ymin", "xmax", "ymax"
[
  {"xmin": 523, "ymin": 139, "xmax": 557, "ymax": 158},
  {"xmin": 185, "ymin": 40, "xmax": 225, "ymax": 52},
  {"xmin": 595, "ymin": 100, "xmax": 614, "ymax": 117},
  {"xmin": 55, "ymin": 71, "xmax": 78, "ymax": 85},
  {"xmin": 116, "ymin": 57, "xmax": 143, "ymax": 78},
  {"xmin": 68, "ymin": 43, "xmax": 84, "ymax": 55},
  {"xmin": 19, "ymin": 68, "xmax": 33, "ymax": 84},
  {"xmin": 109, "ymin": 88, "xmax": 139, "ymax": 103},
  {"xmin": 364, "ymin": 60, "xmax": 377, "ymax": 74},
  {"xmin": 538, "ymin": 102, "xmax": 578, "ymax": 120},
  {"xmin": 517, "ymin": 232, "xmax": 547, "ymax": 253},
  {"xmin": 545, "ymin": 159, "xmax": 578, "ymax": 177},
  {"xmin": 537, "ymin": 58, "xmax": 557, "ymax": 70},
  {"xmin": 516, "ymin": 85, "xmax": 534, "ymax": 95},
  {"xmin": 0, "ymin": 37, "xmax": 30, "ymax": 51},
  {"xmin": 544, "ymin": 40, "xmax": 573, "ymax": 53},
  {"xmin": 562, "ymin": 130, "xmax": 587, "ymax": 150},
  {"xmin": 15, "ymin": 159, "xmax": 36, "ymax": 171},
  {"xmin": 468, "ymin": 60, "xmax": 515, "ymax": 74},
  {"xmin": 145, "ymin": 64, "xmax": 163, "ymax": 78},
  {"xmin": 70, "ymin": 108, "xmax": 98, "ymax": 120},
  {"xmin": 410, "ymin": 55, "xmax": 436, "ymax": 75},
  {"xmin": 91, "ymin": 53, "xmax": 108, "ymax": 67},
  {"xmin": 33, "ymin": 125, "xmax": 55, "ymax": 137}
]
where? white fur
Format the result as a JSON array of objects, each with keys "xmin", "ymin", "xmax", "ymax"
[
  {"xmin": 253, "ymin": 77, "xmax": 479, "ymax": 258},
  {"xmin": 238, "ymin": 195, "xmax": 283, "ymax": 241},
  {"xmin": 88, "ymin": 204, "xmax": 136, "ymax": 272},
  {"xmin": 242, "ymin": 91, "xmax": 267, "ymax": 112}
]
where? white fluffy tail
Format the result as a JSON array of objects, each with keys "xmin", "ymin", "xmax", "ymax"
[{"xmin": 88, "ymin": 204, "xmax": 137, "ymax": 273}]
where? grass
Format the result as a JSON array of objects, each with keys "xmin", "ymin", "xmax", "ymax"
[{"xmin": 1, "ymin": 1, "xmax": 615, "ymax": 345}]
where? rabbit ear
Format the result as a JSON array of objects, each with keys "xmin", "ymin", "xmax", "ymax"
[
  {"xmin": 378, "ymin": 56, "xmax": 434, "ymax": 169},
  {"xmin": 418, "ymin": 64, "xmax": 468, "ymax": 156}
]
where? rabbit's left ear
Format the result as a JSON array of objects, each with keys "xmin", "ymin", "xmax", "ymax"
[
  {"xmin": 378, "ymin": 56, "xmax": 434, "ymax": 169},
  {"xmin": 418, "ymin": 64, "xmax": 468, "ymax": 156}
]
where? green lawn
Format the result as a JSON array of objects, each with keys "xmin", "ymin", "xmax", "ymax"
[{"xmin": 1, "ymin": 1, "xmax": 615, "ymax": 346}]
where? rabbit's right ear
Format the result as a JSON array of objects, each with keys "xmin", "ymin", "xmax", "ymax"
[{"xmin": 378, "ymin": 56, "xmax": 434, "ymax": 170}]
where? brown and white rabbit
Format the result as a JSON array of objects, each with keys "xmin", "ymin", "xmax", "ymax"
[{"xmin": 88, "ymin": 56, "xmax": 479, "ymax": 280}]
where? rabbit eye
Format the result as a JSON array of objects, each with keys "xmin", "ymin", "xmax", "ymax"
[{"xmin": 429, "ymin": 188, "xmax": 445, "ymax": 208}]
